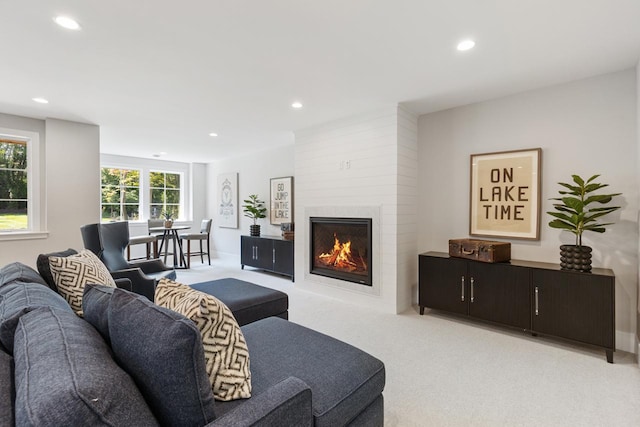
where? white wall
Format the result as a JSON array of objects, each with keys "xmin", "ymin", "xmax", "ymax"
[
  {"xmin": 205, "ymin": 145, "xmax": 294, "ymax": 258},
  {"xmin": 418, "ymin": 69, "xmax": 638, "ymax": 352},
  {"xmin": 0, "ymin": 114, "xmax": 100, "ymax": 267},
  {"xmin": 294, "ymin": 106, "xmax": 418, "ymax": 314}
]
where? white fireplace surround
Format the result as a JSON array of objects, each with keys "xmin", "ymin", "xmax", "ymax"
[{"xmin": 304, "ymin": 206, "xmax": 381, "ymax": 296}]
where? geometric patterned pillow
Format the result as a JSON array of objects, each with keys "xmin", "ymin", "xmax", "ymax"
[
  {"xmin": 49, "ymin": 250, "xmax": 116, "ymax": 314},
  {"xmin": 155, "ymin": 278, "xmax": 251, "ymax": 401}
]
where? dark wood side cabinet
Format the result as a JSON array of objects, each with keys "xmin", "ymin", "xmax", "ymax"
[
  {"xmin": 419, "ymin": 252, "xmax": 615, "ymax": 363},
  {"xmin": 241, "ymin": 235, "xmax": 294, "ymax": 281}
]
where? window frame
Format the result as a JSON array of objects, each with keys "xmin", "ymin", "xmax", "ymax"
[
  {"xmin": 149, "ymin": 169, "xmax": 184, "ymax": 220},
  {"xmin": 100, "ymin": 167, "xmax": 143, "ymax": 223},
  {"xmin": 100, "ymin": 154, "xmax": 191, "ymax": 224},
  {"xmin": 0, "ymin": 127, "xmax": 46, "ymax": 240}
]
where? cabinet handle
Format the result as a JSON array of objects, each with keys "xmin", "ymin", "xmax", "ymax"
[
  {"xmin": 535, "ymin": 286, "xmax": 539, "ymax": 315},
  {"xmin": 273, "ymin": 248, "xmax": 276, "ymax": 264},
  {"xmin": 470, "ymin": 277, "xmax": 474, "ymax": 303},
  {"xmin": 461, "ymin": 276, "xmax": 465, "ymax": 302},
  {"xmin": 253, "ymin": 246, "xmax": 257, "ymax": 260}
]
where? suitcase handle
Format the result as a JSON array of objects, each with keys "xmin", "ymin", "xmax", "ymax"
[{"xmin": 461, "ymin": 248, "xmax": 475, "ymax": 255}]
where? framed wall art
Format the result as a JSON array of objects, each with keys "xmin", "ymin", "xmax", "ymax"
[
  {"xmin": 217, "ymin": 172, "xmax": 238, "ymax": 228},
  {"xmin": 270, "ymin": 176, "xmax": 293, "ymax": 225},
  {"xmin": 469, "ymin": 148, "xmax": 542, "ymax": 240}
]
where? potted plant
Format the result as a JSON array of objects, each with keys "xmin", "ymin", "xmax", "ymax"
[
  {"xmin": 161, "ymin": 210, "xmax": 174, "ymax": 228},
  {"xmin": 242, "ymin": 194, "xmax": 267, "ymax": 236},
  {"xmin": 547, "ymin": 174, "xmax": 621, "ymax": 272}
]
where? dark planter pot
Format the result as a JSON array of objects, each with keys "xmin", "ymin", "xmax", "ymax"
[
  {"xmin": 250, "ymin": 224, "xmax": 261, "ymax": 237},
  {"xmin": 559, "ymin": 244, "xmax": 592, "ymax": 273}
]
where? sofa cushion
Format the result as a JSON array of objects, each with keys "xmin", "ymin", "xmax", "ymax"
[
  {"xmin": 36, "ymin": 248, "xmax": 78, "ymax": 292},
  {"xmin": 82, "ymin": 284, "xmax": 116, "ymax": 344},
  {"xmin": 0, "ymin": 282, "xmax": 72, "ymax": 354},
  {"xmin": 13, "ymin": 306, "xmax": 158, "ymax": 426},
  {"xmin": 108, "ymin": 288, "xmax": 216, "ymax": 425},
  {"xmin": 0, "ymin": 348, "xmax": 14, "ymax": 426},
  {"xmin": 155, "ymin": 279, "xmax": 251, "ymax": 401},
  {"xmin": 48, "ymin": 249, "xmax": 116, "ymax": 314},
  {"xmin": 0, "ymin": 262, "xmax": 48, "ymax": 288},
  {"xmin": 217, "ymin": 317, "xmax": 385, "ymax": 427}
]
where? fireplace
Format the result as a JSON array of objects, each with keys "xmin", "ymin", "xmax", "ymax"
[{"xmin": 309, "ymin": 217, "xmax": 372, "ymax": 286}]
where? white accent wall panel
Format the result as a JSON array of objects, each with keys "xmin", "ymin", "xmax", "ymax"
[{"xmin": 295, "ymin": 106, "xmax": 417, "ymax": 314}]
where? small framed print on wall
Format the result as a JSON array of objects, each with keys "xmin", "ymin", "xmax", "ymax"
[
  {"xmin": 270, "ymin": 176, "xmax": 293, "ymax": 225},
  {"xmin": 469, "ymin": 148, "xmax": 542, "ymax": 240},
  {"xmin": 217, "ymin": 172, "xmax": 238, "ymax": 228}
]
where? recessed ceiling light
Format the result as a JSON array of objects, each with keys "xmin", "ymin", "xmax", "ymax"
[
  {"xmin": 457, "ymin": 39, "xmax": 475, "ymax": 51},
  {"xmin": 291, "ymin": 102, "xmax": 303, "ymax": 109},
  {"xmin": 32, "ymin": 97, "xmax": 49, "ymax": 104},
  {"xmin": 53, "ymin": 16, "xmax": 81, "ymax": 30},
  {"xmin": 209, "ymin": 132, "xmax": 218, "ymax": 137}
]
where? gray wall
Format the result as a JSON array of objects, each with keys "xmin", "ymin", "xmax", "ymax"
[{"xmin": 0, "ymin": 114, "xmax": 100, "ymax": 267}]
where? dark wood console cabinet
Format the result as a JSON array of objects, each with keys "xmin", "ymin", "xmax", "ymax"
[
  {"xmin": 241, "ymin": 235, "xmax": 294, "ymax": 281},
  {"xmin": 419, "ymin": 252, "xmax": 615, "ymax": 363}
]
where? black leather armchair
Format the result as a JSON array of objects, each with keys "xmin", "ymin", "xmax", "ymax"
[{"xmin": 80, "ymin": 222, "xmax": 176, "ymax": 301}]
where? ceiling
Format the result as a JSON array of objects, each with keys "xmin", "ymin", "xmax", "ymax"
[{"xmin": 1, "ymin": 1, "xmax": 639, "ymax": 163}]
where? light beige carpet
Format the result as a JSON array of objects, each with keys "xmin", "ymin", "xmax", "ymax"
[{"xmin": 177, "ymin": 256, "xmax": 640, "ymax": 427}]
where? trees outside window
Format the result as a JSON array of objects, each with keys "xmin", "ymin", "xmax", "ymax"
[
  {"xmin": 101, "ymin": 168, "xmax": 141, "ymax": 222},
  {"xmin": 150, "ymin": 171, "xmax": 181, "ymax": 219},
  {"xmin": 0, "ymin": 139, "xmax": 28, "ymax": 231}
]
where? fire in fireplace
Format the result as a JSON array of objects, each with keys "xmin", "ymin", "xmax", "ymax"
[{"xmin": 309, "ymin": 217, "xmax": 372, "ymax": 286}]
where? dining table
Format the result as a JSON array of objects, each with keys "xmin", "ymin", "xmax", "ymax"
[{"xmin": 149, "ymin": 225, "xmax": 191, "ymax": 269}]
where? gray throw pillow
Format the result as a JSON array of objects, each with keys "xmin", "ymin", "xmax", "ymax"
[
  {"xmin": 82, "ymin": 284, "xmax": 116, "ymax": 344},
  {"xmin": 0, "ymin": 282, "xmax": 72, "ymax": 354},
  {"xmin": 108, "ymin": 288, "xmax": 217, "ymax": 426},
  {"xmin": 13, "ymin": 306, "xmax": 158, "ymax": 426}
]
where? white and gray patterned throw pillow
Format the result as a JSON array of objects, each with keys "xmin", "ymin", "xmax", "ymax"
[
  {"xmin": 49, "ymin": 250, "xmax": 116, "ymax": 314},
  {"xmin": 155, "ymin": 278, "xmax": 251, "ymax": 401}
]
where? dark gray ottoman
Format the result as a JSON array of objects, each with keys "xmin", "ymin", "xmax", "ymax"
[
  {"xmin": 216, "ymin": 317, "xmax": 385, "ymax": 426},
  {"xmin": 190, "ymin": 278, "xmax": 288, "ymax": 326}
]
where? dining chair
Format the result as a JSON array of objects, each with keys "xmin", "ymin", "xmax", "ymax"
[{"xmin": 179, "ymin": 219, "xmax": 212, "ymax": 268}]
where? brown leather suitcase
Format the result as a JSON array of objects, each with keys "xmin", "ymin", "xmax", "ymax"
[{"xmin": 448, "ymin": 239, "xmax": 511, "ymax": 263}]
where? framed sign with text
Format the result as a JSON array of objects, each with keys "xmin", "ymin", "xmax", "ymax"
[
  {"xmin": 469, "ymin": 148, "xmax": 541, "ymax": 240},
  {"xmin": 270, "ymin": 176, "xmax": 293, "ymax": 225}
]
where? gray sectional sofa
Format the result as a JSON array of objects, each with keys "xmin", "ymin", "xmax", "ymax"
[{"xmin": 0, "ymin": 261, "xmax": 385, "ymax": 426}]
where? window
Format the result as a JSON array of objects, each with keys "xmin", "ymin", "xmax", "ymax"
[
  {"xmin": 101, "ymin": 168, "xmax": 141, "ymax": 222},
  {"xmin": 0, "ymin": 139, "xmax": 28, "ymax": 231},
  {"xmin": 149, "ymin": 171, "xmax": 181, "ymax": 219}
]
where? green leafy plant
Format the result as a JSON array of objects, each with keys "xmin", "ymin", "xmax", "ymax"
[
  {"xmin": 547, "ymin": 174, "xmax": 621, "ymax": 247},
  {"xmin": 161, "ymin": 210, "xmax": 173, "ymax": 221},
  {"xmin": 242, "ymin": 194, "xmax": 267, "ymax": 225}
]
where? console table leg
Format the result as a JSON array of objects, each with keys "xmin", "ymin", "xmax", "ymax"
[
  {"xmin": 606, "ymin": 350, "xmax": 614, "ymax": 364},
  {"xmin": 419, "ymin": 306, "xmax": 425, "ymax": 315}
]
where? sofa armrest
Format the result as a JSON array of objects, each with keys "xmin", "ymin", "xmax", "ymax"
[
  {"xmin": 207, "ymin": 377, "xmax": 313, "ymax": 427},
  {"xmin": 129, "ymin": 258, "xmax": 171, "ymax": 274},
  {"xmin": 109, "ymin": 268, "xmax": 156, "ymax": 301},
  {"xmin": 114, "ymin": 278, "xmax": 132, "ymax": 291}
]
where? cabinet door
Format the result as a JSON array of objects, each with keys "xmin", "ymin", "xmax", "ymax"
[
  {"xmin": 419, "ymin": 255, "xmax": 468, "ymax": 315},
  {"xmin": 531, "ymin": 269, "xmax": 614, "ymax": 348},
  {"xmin": 273, "ymin": 240, "xmax": 294, "ymax": 276},
  {"xmin": 468, "ymin": 262, "xmax": 530, "ymax": 329},
  {"xmin": 240, "ymin": 236, "xmax": 256, "ymax": 267},
  {"xmin": 253, "ymin": 238, "xmax": 274, "ymax": 270}
]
